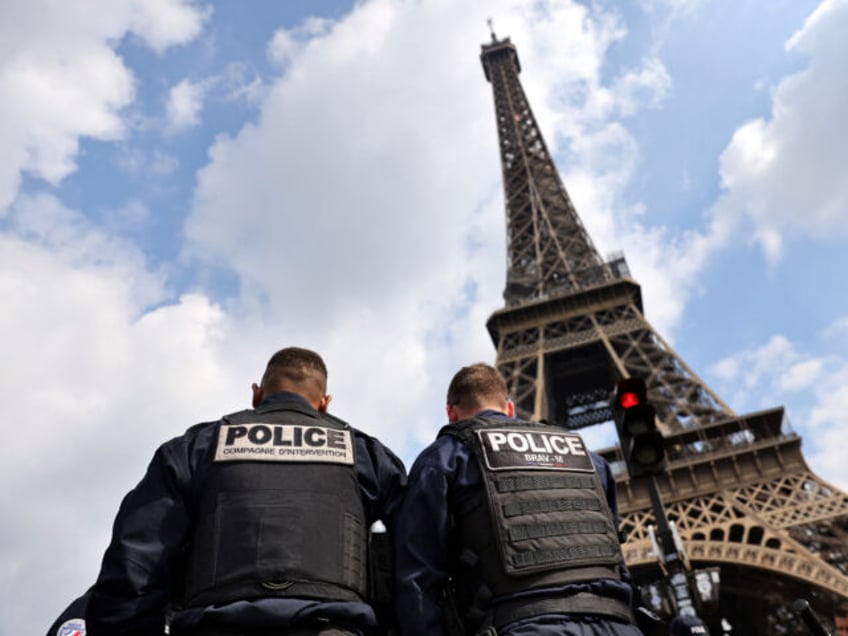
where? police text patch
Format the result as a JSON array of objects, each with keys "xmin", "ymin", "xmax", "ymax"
[
  {"xmin": 215, "ymin": 423, "xmax": 354, "ymax": 465},
  {"xmin": 477, "ymin": 428, "xmax": 593, "ymax": 472}
]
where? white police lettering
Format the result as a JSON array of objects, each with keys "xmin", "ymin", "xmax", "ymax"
[
  {"xmin": 478, "ymin": 428, "xmax": 594, "ymax": 472},
  {"xmin": 214, "ymin": 423, "xmax": 354, "ymax": 465}
]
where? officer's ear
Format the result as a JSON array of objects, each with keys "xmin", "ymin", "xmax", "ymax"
[
  {"xmin": 447, "ymin": 404, "xmax": 459, "ymax": 423},
  {"xmin": 318, "ymin": 394, "xmax": 332, "ymax": 413},
  {"xmin": 506, "ymin": 400, "xmax": 515, "ymax": 417},
  {"xmin": 251, "ymin": 383, "xmax": 263, "ymax": 408}
]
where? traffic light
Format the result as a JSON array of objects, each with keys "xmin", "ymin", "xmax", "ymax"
[{"xmin": 611, "ymin": 377, "xmax": 666, "ymax": 477}]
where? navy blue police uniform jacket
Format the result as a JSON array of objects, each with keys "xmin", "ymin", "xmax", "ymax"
[
  {"xmin": 48, "ymin": 588, "xmax": 91, "ymax": 636},
  {"xmin": 393, "ymin": 410, "xmax": 640, "ymax": 636},
  {"xmin": 86, "ymin": 392, "xmax": 407, "ymax": 635}
]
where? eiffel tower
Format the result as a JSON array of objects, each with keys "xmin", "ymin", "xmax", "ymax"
[{"xmin": 478, "ymin": 29, "xmax": 848, "ymax": 635}]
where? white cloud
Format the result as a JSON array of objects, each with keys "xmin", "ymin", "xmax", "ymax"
[
  {"xmin": 221, "ymin": 62, "xmax": 266, "ymax": 104},
  {"xmin": 823, "ymin": 316, "xmax": 848, "ymax": 339},
  {"xmin": 779, "ymin": 358, "xmax": 825, "ymax": 391},
  {"xmin": 127, "ymin": 0, "xmax": 209, "ymax": 54},
  {"xmin": 612, "ymin": 55, "xmax": 672, "ymax": 117},
  {"xmin": 0, "ymin": 194, "xmax": 242, "ymax": 631},
  {"xmin": 181, "ymin": 0, "xmax": 671, "ymax": 450},
  {"xmin": 708, "ymin": 332, "xmax": 848, "ymax": 491},
  {"xmin": 165, "ymin": 78, "xmax": 207, "ymax": 132},
  {"xmin": 116, "ymin": 146, "xmax": 180, "ymax": 178},
  {"xmin": 713, "ymin": 0, "xmax": 848, "ymax": 262},
  {"xmin": 710, "ymin": 334, "xmax": 799, "ymax": 394},
  {"xmin": 0, "ymin": 0, "xmax": 208, "ymax": 211},
  {"xmin": 107, "ymin": 198, "xmax": 151, "ymax": 232},
  {"xmin": 267, "ymin": 17, "xmax": 334, "ymax": 66},
  {"xmin": 606, "ymin": 0, "xmax": 848, "ymax": 339},
  {"xmin": 0, "ymin": 46, "xmax": 133, "ymax": 204}
]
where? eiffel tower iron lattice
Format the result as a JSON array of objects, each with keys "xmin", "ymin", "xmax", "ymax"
[{"xmin": 479, "ymin": 31, "xmax": 848, "ymax": 634}]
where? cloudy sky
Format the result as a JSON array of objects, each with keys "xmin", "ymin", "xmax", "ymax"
[{"xmin": 3, "ymin": 0, "xmax": 847, "ymax": 632}]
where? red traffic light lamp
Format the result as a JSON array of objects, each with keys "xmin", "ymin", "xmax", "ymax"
[
  {"xmin": 611, "ymin": 377, "xmax": 666, "ymax": 477},
  {"xmin": 619, "ymin": 391, "xmax": 641, "ymax": 410}
]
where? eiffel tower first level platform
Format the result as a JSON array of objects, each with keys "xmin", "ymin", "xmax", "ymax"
[{"xmin": 479, "ymin": 30, "xmax": 848, "ymax": 634}]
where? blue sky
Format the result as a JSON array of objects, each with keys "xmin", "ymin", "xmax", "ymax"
[{"xmin": 2, "ymin": 0, "xmax": 847, "ymax": 632}]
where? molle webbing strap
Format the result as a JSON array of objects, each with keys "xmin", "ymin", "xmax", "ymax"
[
  {"xmin": 512, "ymin": 542, "xmax": 619, "ymax": 568},
  {"xmin": 502, "ymin": 496, "xmax": 601, "ymax": 518},
  {"xmin": 491, "ymin": 592, "xmax": 636, "ymax": 628},
  {"xmin": 343, "ymin": 511, "xmax": 367, "ymax": 593},
  {"xmin": 508, "ymin": 519, "xmax": 611, "ymax": 542},
  {"xmin": 496, "ymin": 473, "xmax": 596, "ymax": 492}
]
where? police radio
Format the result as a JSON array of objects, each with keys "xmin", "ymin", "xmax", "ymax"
[{"xmin": 611, "ymin": 378, "xmax": 666, "ymax": 477}]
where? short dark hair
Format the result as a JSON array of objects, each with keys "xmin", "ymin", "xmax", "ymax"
[
  {"xmin": 446, "ymin": 363, "xmax": 508, "ymax": 410},
  {"xmin": 261, "ymin": 347, "xmax": 328, "ymax": 399}
]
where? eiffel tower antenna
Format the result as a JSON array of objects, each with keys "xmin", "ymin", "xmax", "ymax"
[
  {"xmin": 487, "ymin": 18, "xmax": 497, "ymax": 42},
  {"xmin": 478, "ymin": 33, "xmax": 848, "ymax": 633}
]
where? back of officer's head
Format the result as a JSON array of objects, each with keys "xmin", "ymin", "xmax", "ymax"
[
  {"xmin": 669, "ymin": 614, "xmax": 709, "ymax": 636},
  {"xmin": 447, "ymin": 363, "xmax": 509, "ymax": 417},
  {"xmin": 261, "ymin": 347, "xmax": 328, "ymax": 403}
]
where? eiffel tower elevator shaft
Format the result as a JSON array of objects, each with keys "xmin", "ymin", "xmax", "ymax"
[{"xmin": 479, "ymin": 32, "xmax": 848, "ymax": 635}]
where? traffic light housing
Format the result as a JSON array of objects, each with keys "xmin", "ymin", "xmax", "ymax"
[{"xmin": 611, "ymin": 377, "xmax": 666, "ymax": 477}]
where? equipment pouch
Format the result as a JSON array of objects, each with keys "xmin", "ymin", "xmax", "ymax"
[{"xmin": 369, "ymin": 527, "xmax": 395, "ymax": 634}]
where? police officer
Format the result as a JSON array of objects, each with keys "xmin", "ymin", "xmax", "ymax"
[
  {"xmin": 48, "ymin": 588, "xmax": 91, "ymax": 636},
  {"xmin": 669, "ymin": 615, "xmax": 709, "ymax": 636},
  {"xmin": 87, "ymin": 347, "xmax": 407, "ymax": 635},
  {"xmin": 49, "ymin": 587, "xmax": 178, "ymax": 635},
  {"xmin": 394, "ymin": 363, "xmax": 642, "ymax": 635}
]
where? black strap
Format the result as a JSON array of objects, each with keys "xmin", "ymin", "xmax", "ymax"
[
  {"xmin": 179, "ymin": 625, "xmax": 358, "ymax": 636},
  {"xmin": 491, "ymin": 592, "xmax": 636, "ymax": 629},
  {"xmin": 496, "ymin": 473, "xmax": 595, "ymax": 493},
  {"xmin": 259, "ymin": 580, "xmax": 365, "ymax": 604},
  {"xmin": 187, "ymin": 579, "xmax": 364, "ymax": 609}
]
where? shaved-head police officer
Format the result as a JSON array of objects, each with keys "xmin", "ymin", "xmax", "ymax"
[
  {"xmin": 87, "ymin": 347, "xmax": 406, "ymax": 635},
  {"xmin": 394, "ymin": 363, "xmax": 643, "ymax": 636}
]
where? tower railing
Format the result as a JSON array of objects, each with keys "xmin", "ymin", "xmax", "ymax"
[{"xmin": 599, "ymin": 407, "xmax": 795, "ymax": 477}]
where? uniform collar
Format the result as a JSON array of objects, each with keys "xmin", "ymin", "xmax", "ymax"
[
  {"xmin": 474, "ymin": 409, "xmax": 512, "ymax": 419},
  {"xmin": 257, "ymin": 391, "xmax": 317, "ymax": 414}
]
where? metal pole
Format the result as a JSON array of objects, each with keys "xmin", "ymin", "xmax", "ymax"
[
  {"xmin": 792, "ymin": 599, "xmax": 832, "ymax": 636},
  {"xmin": 646, "ymin": 474, "xmax": 698, "ymax": 618}
]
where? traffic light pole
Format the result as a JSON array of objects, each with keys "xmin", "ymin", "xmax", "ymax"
[
  {"xmin": 646, "ymin": 474, "xmax": 698, "ymax": 618},
  {"xmin": 611, "ymin": 378, "xmax": 703, "ymax": 622}
]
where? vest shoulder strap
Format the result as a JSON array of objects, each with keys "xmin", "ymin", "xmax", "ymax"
[
  {"xmin": 222, "ymin": 406, "xmax": 350, "ymax": 430},
  {"xmin": 438, "ymin": 414, "xmax": 522, "ymax": 443}
]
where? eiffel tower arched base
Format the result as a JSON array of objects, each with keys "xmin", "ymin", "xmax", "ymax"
[
  {"xmin": 631, "ymin": 561, "xmax": 846, "ymax": 635},
  {"xmin": 608, "ymin": 428, "xmax": 848, "ymax": 635}
]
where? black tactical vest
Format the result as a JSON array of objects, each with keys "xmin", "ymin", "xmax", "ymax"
[
  {"xmin": 440, "ymin": 416, "xmax": 631, "ymax": 629},
  {"xmin": 183, "ymin": 402, "xmax": 369, "ymax": 608}
]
